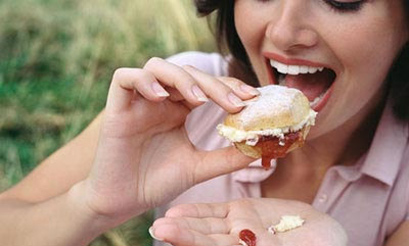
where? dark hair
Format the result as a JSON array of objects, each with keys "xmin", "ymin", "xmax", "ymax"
[
  {"xmin": 194, "ymin": 0, "xmax": 409, "ymax": 120},
  {"xmin": 389, "ymin": 0, "xmax": 409, "ymax": 120},
  {"xmin": 194, "ymin": 0, "xmax": 258, "ymax": 87}
]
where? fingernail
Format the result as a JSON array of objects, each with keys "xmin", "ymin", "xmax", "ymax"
[
  {"xmin": 151, "ymin": 82, "xmax": 170, "ymax": 97},
  {"xmin": 240, "ymin": 84, "xmax": 260, "ymax": 96},
  {"xmin": 228, "ymin": 93, "xmax": 245, "ymax": 107},
  {"xmin": 149, "ymin": 226, "xmax": 163, "ymax": 241},
  {"xmin": 192, "ymin": 85, "xmax": 208, "ymax": 102}
]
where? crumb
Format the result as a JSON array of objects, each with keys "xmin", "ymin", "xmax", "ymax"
[{"xmin": 268, "ymin": 215, "xmax": 305, "ymax": 234}]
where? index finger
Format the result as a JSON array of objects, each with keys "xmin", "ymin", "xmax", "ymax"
[{"xmin": 105, "ymin": 67, "xmax": 170, "ymax": 112}]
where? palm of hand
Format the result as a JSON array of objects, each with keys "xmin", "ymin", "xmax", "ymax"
[
  {"xmin": 153, "ymin": 198, "xmax": 347, "ymax": 246},
  {"xmin": 84, "ymin": 96, "xmax": 252, "ymax": 224},
  {"xmin": 79, "ymin": 62, "xmax": 259, "ymax": 226},
  {"xmin": 86, "ymin": 98, "xmax": 196, "ymax": 217}
]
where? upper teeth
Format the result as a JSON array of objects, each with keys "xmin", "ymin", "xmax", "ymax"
[{"xmin": 270, "ymin": 60, "xmax": 324, "ymax": 75}]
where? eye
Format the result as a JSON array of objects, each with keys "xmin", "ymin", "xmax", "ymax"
[{"xmin": 323, "ymin": 0, "xmax": 366, "ymax": 12}]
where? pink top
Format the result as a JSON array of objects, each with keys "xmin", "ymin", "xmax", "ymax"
[{"xmin": 155, "ymin": 52, "xmax": 409, "ymax": 246}]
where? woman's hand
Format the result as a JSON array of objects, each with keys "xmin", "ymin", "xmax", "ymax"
[
  {"xmin": 151, "ymin": 198, "xmax": 348, "ymax": 246},
  {"xmin": 76, "ymin": 57, "xmax": 259, "ymax": 227}
]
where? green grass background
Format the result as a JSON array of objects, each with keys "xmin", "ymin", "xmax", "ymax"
[{"xmin": 0, "ymin": 0, "xmax": 215, "ymax": 244}]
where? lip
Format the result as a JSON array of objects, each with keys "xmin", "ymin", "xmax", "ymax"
[
  {"xmin": 263, "ymin": 52, "xmax": 329, "ymax": 68},
  {"xmin": 263, "ymin": 52, "xmax": 336, "ymax": 112},
  {"xmin": 311, "ymin": 85, "xmax": 333, "ymax": 112}
]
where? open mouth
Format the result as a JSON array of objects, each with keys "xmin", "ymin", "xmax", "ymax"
[{"xmin": 267, "ymin": 58, "xmax": 336, "ymax": 111}]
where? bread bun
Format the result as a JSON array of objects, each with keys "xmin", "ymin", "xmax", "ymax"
[{"xmin": 217, "ymin": 85, "xmax": 317, "ymax": 168}]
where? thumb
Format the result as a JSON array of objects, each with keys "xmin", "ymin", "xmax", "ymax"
[{"xmin": 194, "ymin": 146, "xmax": 256, "ymax": 184}]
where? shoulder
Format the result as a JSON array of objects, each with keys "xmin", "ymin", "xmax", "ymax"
[{"xmin": 166, "ymin": 51, "xmax": 229, "ymax": 77}]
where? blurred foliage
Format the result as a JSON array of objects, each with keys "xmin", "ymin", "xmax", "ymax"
[{"xmin": 0, "ymin": 0, "xmax": 215, "ymax": 245}]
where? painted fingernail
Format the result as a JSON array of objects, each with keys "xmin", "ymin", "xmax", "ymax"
[
  {"xmin": 149, "ymin": 226, "xmax": 163, "ymax": 241},
  {"xmin": 240, "ymin": 84, "xmax": 260, "ymax": 96},
  {"xmin": 192, "ymin": 85, "xmax": 208, "ymax": 102},
  {"xmin": 151, "ymin": 82, "xmax": 170, "ymax": 97},
  {"xmin": 228, "ymin": 92, "xmax": 245, "ymax": 107}
]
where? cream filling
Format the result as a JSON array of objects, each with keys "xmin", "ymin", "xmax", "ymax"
[
  {"xmin": 268, "ymin": 215, "xmax": 305, "ymax": 234},
  {"xmin": 217, "ymin": 109, "xmax": 317, "ymax": 146}
]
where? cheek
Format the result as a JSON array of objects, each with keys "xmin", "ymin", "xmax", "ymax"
[
  {"xmin": 234, "ymin": 1, "xmax": 268, "ymax": 52},
  {"xmin": 326, "ymin": 5, "xmax": 407, "ymax": 88},
  {"xmin": 234, "ymin": 2, "xmax": 272, "ymax": 83},
  {"xmin": 313, "ymin": 19, "xmax": 406, "ymax": 135},
  {"xmin": 325, "ymin": 11, "xmax": 406, "ymax": 102}
]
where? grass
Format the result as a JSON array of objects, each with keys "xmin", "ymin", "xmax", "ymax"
[{"xmin": 0, "ymin": 0, "xmax": 215, "ymax": 244}]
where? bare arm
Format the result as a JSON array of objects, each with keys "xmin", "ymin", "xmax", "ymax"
[
  {"xmin": 0, "ymin": 58, "xmax": 257, "ymax": 245},
  {"xmin": 0, "ymin": 113, "xmax": 108, "ymax": 246},
  {"xmin": 1, "ymin": 112, "xmax": 103, "ymax": 203},
  {"xmin": 0, "ymin": 182, "xmax": 108, "ymax": 246},
  {"xmin": 385, "ymin": 221, "xmax": 409, "ymax": 246}
]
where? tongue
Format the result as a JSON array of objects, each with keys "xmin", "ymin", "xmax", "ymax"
[{"xmin": 284, "ymin": 69, "xmax": 334, "ymax": 102}]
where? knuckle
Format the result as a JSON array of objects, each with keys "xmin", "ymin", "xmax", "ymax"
[
  {"xmin": 221, "ymin": 77, "xmax": 241, "ymax": 88},
  {"xmin": 144, "ymin": 57, "xmax": 164, "ymax": 68},
  {"xmin": 230, "ymin": 77, "xmax": 245, "ymax": 86},
  {"xmin": 181, "ymin": 64, "xmax": 195, "ymax": 71},
  {"xmin": 112, "ymin": 67, "xmax": 147, "ymax": 87},
  {"xmin": 112, "ymin": 67, "xmax": 130, "ymax": 81}
]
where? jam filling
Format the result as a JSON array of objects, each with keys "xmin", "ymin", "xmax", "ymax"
[
  {"xmin": 257, "ymin": 131, "xmax": 304, "ymax": 169},
  {"xmin": 239, "ymin": 229, "xmax": 257, "ymax": 246}
]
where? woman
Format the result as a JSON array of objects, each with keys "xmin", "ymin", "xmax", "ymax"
[
  {"xmin": 150, "ymin": 0, "xmax": 409, "ymax": 245},
  {"xmin": 0, "ymin": 0, "xmax": 407, "ymax": 245}
]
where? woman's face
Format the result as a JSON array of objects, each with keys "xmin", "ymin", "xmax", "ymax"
[{"xmin": 234, "ymin": 0, "xmax": 408, "ymax": 139}]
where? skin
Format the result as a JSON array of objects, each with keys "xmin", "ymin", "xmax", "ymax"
[
  {"xmin": 152, "ymin": 198, "xmax": 348, "ymax": 246},
  {"xmin": 151, "ymin": 0, "xmax": 409, "ymax": 245},
  {"xmin": 236, "ymin": 0, "xmax": 408, "ymax": 139},
  {"xmin": 0, "ymin": 0, "xmax": 408, "ymax": 245},
  {"xmin": 0, "ymin": 60, "xmax": 258, "ymax": 245},
  {"xmin": 234, "ymin": 0, "xmax": 408, "ymax": 205}
]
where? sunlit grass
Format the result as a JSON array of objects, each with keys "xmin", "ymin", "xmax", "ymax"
[{"xmin": 0, "ymin": 0, "xmax": 215, "ymax": 244}]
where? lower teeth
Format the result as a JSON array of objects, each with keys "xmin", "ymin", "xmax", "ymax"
[{"xmin": 310, "ymin": 92, "xmax": 325, "ymax": 108}]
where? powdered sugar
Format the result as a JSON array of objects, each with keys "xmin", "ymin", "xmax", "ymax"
[
  {"xmin": 217, "ymin": 85, "xmax": 317, "ymax": 145},
  {"xmin": 239, "ymin": 85, "xmax": 298, "ymax": 125}
]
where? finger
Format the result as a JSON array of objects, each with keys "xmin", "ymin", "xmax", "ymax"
[
  {"xmin": 143, "ymin": 57, "xmax": 209, "ymax": 106},
  {"xmin": 194, "ymin": 146, "xmax": 256, "ymax": 184},
  {"xmin": 150, "ymin": 222, "xmax": 238, "ymax": 246},
  {"xmin": 165, "ymin": 203, "xmax": 229, "ymax": 219},
  {"xmin": 217, "ymin": 76, "xmax": 260, "ymax": 99},
  {"xmin": 107, "ymin": 67, "xmax": 170, "ymax": 111},
  {"xmin": 183, "ymin": 65, "xmax": 257, "ymax": 113},
  {"xmin": 153, "ymin": 216, "xmax": 230, "ymax": 235}
]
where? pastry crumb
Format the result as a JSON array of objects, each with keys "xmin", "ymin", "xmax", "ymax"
[{"xmin": 268, "ymin": 215, "xmax": 305, "ymax": 234}]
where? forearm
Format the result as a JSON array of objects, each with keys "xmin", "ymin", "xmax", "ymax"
[{"xmin": 0, "ymin": 182, "xmax": 111, "ymax": 246}]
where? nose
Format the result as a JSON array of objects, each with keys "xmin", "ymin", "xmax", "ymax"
[{"xmin": 266, "ymin": 2, "xmax": 318, "ymax": 51}]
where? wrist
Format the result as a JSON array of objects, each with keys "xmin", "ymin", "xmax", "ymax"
[
  {"xmin": 67, "ymin": 181, "xmax": 116, "ymax": 239},
  {"xmin": 68, "ymin": 179, "xmax": 145, "ymax": 233}
]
